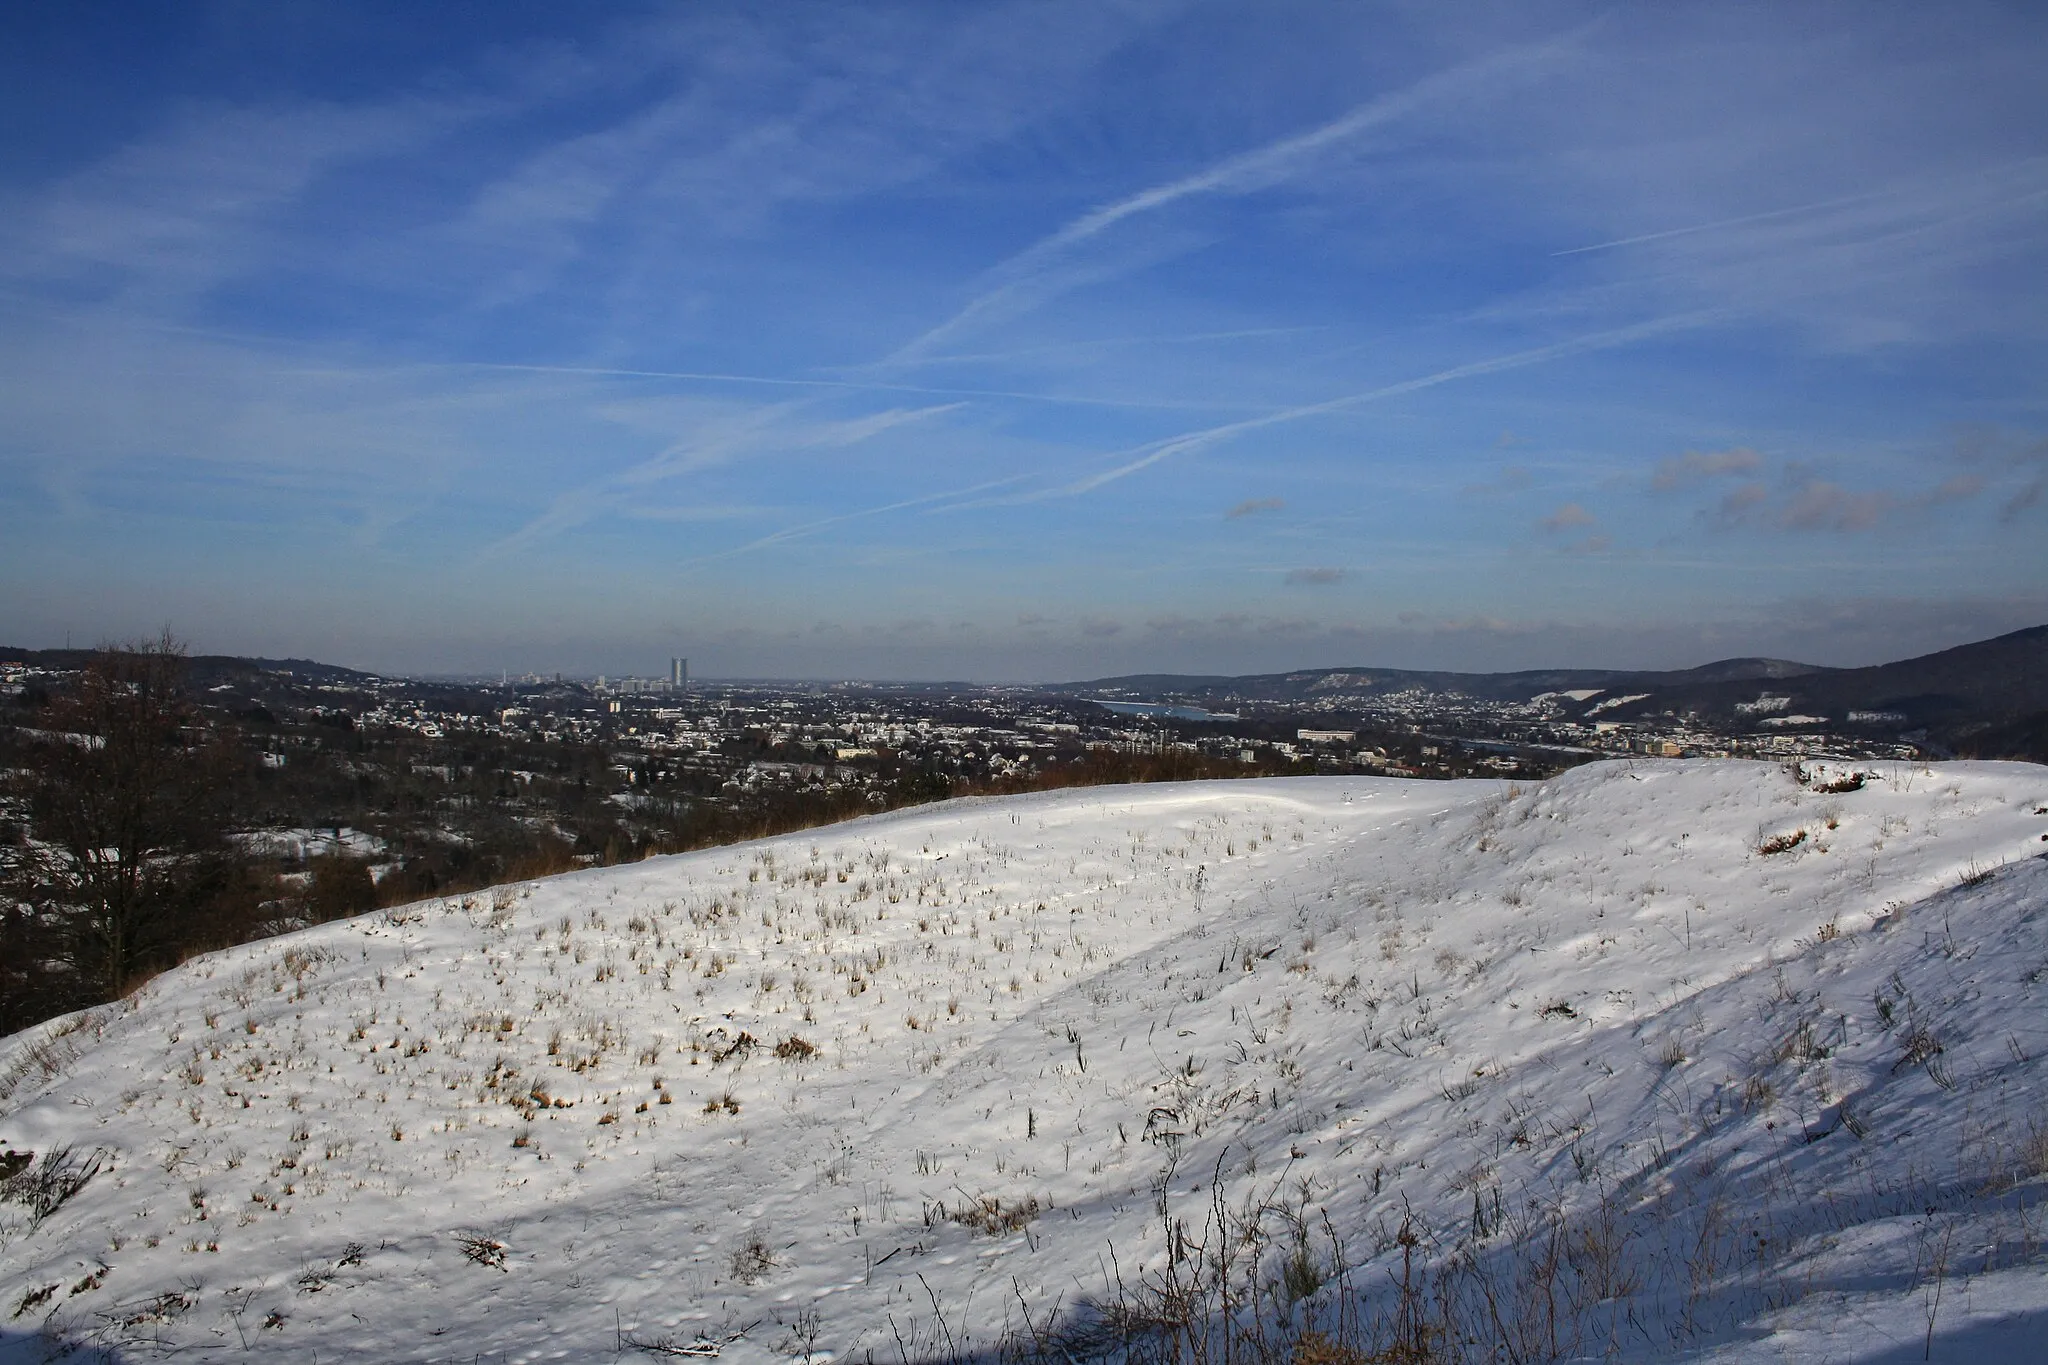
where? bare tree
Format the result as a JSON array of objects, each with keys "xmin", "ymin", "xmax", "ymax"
[{"xmin": 11, "ymin": 632, "xmax": 234, "ymax": 1003}]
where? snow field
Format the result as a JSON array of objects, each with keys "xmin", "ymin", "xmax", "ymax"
[{"xmin": 1, "ymin": 759, "xmax": 2046, "ymax": 1362}]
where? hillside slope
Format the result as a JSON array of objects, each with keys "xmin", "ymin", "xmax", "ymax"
[{"xmin": 3, "ymin": 762, "xmax": 2047, "ymax": 1363}]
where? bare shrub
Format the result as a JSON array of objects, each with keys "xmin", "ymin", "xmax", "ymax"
[
  {"xmin": 1279, "ymin": 1235, "xmax": 1324, "ymax": 1305},
  {"xmin": 729, "ymin": 1234, "xmax": 778, "ymax": 1284},
  {"xmin": 1958, "ymin": 861, "xmax": 1998, "ymax": 888},
  {"xmin": 1775, "ymin": 1018, "xmax": 1831, "ymax": 1064},
  {"xmin": 2018, "ymin": 1118, "xmax": 2048, "ymax": 1180},
  {"xmin": 0, "ymin": 1146, "xmax": 105, "ymax": 1229},
  {"xmin": 1894, "ymin": 1025, "xmax": 1945, "ymax": 1081},
  {"xmin": 1288, "ymin": 1332, "xmax": 1370, "ymax": 1365},
  {"xmin": 457, "ymin": 1234, "xmax": 508, "ymax": 1270},
  {"xmin": 948, "ymin": 1194, "xmax": 1042, "ymax": 1235},
  {"xmin": 11, "ymin": 1282, "xmax": 58, "ymax": 1319},
  {"xmin": 712, "ymin": 1031, "xmax": 758, "ymax": 1063},
  {"xmin": 0, "ymin": 1027, "xmax": 92, "ymax": 1108}
]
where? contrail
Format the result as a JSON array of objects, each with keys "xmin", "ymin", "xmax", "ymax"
[
  {"xmin": 994, "ymin": 311, "xmax": 1718, "ymax": 504},
  {"xmin": 618, "ymin": 402, "xmax": 966, "ymax": 489},
  {"xmin": 888, "ymin": 27, "xmax": 1592, "ymax": 364},
  {"xmin": 1549, "ymin": 191, "xmax": 1891, "ymax": 257},
  {"xmin": 479, "ymin": 398, "xmax": 965, "ymax": 560},
  {"xmin": 678, "ymin": 476, "xmax": 1028, "ymax": 567},
  {"xmin": 1552, "ymin": 159, "xmax": 2048, "ymax": 259},
  {"xmin": 448, "ymin": 361, "xmax": 1239, "ymax": 413},
  {"xmin": 896, "ymin": 326, "xmax": 1320, "ymax": 366}
]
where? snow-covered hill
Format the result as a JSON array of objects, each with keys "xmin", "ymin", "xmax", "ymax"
[{"xmin": 4, "ymin": 760, "xmax": 2047, "ymax": 1363}]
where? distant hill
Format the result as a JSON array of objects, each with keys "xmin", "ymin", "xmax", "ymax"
[
  {"xmin": 1059, "ymin": 656, "xmax": 1828, "ymax": 705},
  {"xmin": 0, "ymin": 646, "xmax": 388, "ymax": 689},
  {"xmin": 1588, "ymin": 624, "xmax": 2048, "ymax": 753},
  {"xmin": 1057, "ymin": 624, "xmax": 2048, "ymax": 760}
]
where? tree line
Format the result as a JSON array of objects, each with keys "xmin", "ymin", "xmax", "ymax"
[{"xmin": 1, "ymin": 635, "xmax": 258, "ymax": 1032}]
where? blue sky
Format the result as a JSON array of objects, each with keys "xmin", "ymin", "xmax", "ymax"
[{"xmin": 3, "ymin": 2, "xmax": 2045, "ymax": 680}]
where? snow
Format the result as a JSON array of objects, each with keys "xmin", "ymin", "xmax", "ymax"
[{"xmin": 3, "ymin": 760, "xmax": 2048, "ymax": 1363}]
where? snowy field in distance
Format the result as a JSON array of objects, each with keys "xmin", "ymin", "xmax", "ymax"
[{"xmin": 3, "ymin": 759, "xmax": 2048, "ymax": 1362}]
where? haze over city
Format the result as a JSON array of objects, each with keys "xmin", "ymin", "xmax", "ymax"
[{"xmin": 4, "ymin": 2, "xmax": 2045, "ymax": 679}]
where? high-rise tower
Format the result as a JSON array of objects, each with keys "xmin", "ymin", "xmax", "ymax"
[{"xmin": 670, "ymin": 657, "xmax": 688, "ymax": 689}]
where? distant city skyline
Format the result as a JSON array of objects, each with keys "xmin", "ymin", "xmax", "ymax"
[{"xmin": 3, "ymin": 3, "xmax": 2045, "ymax": 680}]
